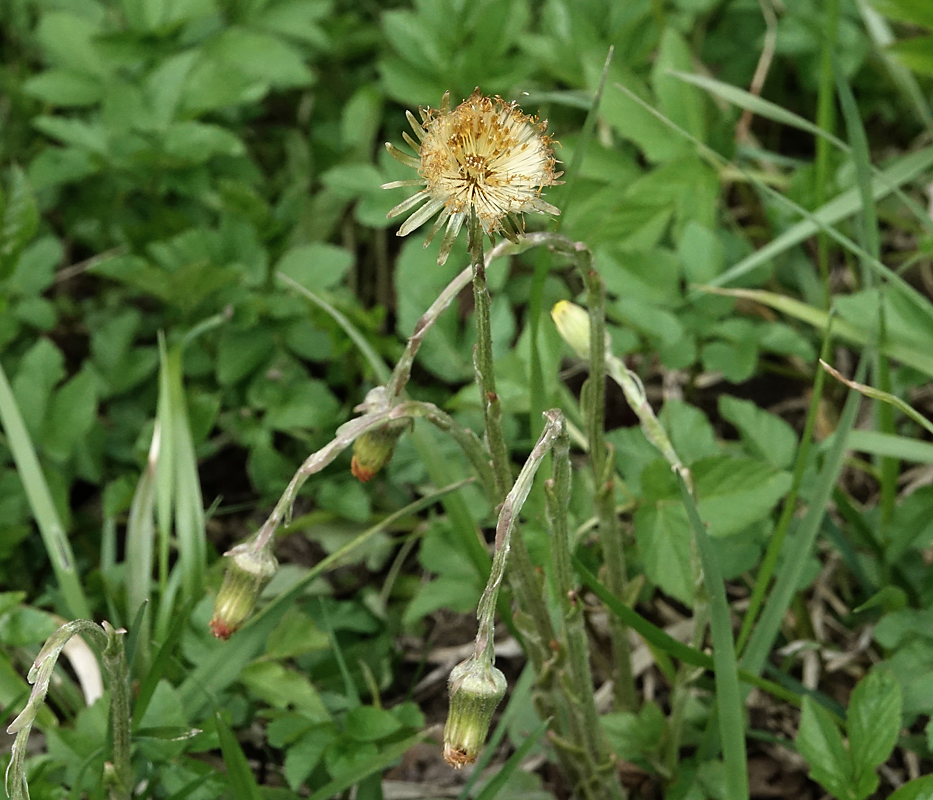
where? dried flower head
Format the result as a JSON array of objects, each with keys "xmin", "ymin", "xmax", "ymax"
[{"xmin": 384, "ymin": 89, "xmax": 563, "ymax": 265}]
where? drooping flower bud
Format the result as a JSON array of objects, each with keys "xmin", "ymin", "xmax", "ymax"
[
  {"xmin": 443, "ymin": 655, "xmax": 507, "ymax": 768},
  {"xmin": 350, "ymin": 419, "xmax": 409, "ymax": 482},
  {"xmin": 551, "ymin": 300, "xmax": 594, "ymax": 360},
  {"xmin": 209, "ymin": 542, "xmax": 277, "ymax": 639}
]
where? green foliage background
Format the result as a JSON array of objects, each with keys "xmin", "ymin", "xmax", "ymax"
[{"xmin": 2, "ymin": 0, "xmax": 933, "ymax": 797}]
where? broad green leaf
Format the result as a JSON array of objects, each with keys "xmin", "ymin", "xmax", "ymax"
[
  {"xmin": 888, "ymin": 775, "xmax": 933, "ymax": 800},
  {"xmin": 256, "ymin": 0, "xmax": 330, "ymax": 47},
  {"xmin": 32, "ymin": 117, "xmax": 108, "ymax": 155},
  {"xmin": 276, "ymin": 243, "xmax": 353, "ymax": 292},
  {"xmin": 12, "ymin": 338, "xmax": 65, "ymax": 439},
  {"xmin": 239, "ymin": 661, "xmax": 330, "ymax": 720},
  {"xmin": 660, "ymin": 400, "xmax": 719, "ymax": 465},
  {"xmin": 848, "ymin": 670, "xmax": 902, "ymax": 798},
  {"xmin": 146, "ymin": 51, "xmax": 199, "ymax": 128},
  {"xmin": 718, "ymin": 395, "xmax": 798, "ymax": 469},
  {"xmin": 320, "ymin": 164, "xmax": 382, "ymax": 200},
  {"xmin": 35, "ymin": 12, "xmax": 108, "ymax": 77},
  {"xmin": 796, "ymin": 697, "xmax": 853, "ymax": 800},
  {"xmin": 393, "ymin": 237, "xmax": 471, "ymax": 382},
  {"xmin": 284, "ymin": 726, "xmax": 334, "ymax": 790},
  {"xmin": 597, "ymin": 64, "xmax": 686, "ymax": 163},
  {"xmin": 890, "ymin": 36, "xmax": 933, "ymax": 76},
  {"xmin": 215, "ymin": 328, "xmax": 276, "ymax": 386},
  {"xmin": 209, "ymin": 28, "xmax": 314, "ymax": 88},
  {"xmin": 872, "ymin": 0, "xmax": 933, "ymax": 27},
  {"xmin": 601, "ymin": 702, "xmax": 666, "ymax": 767},
  {"xmin": 635, "ymin": 484, "xmax": 694, "ymax": 602},
  {"xmin": 344, "ymin": 706, "xmax": 404, "ymax": 742},
  {"xmin": 22, "ymin": 70, "xmax": 102, "ymax": 106},
  {"xmin": 652, "ymin": 29, "xmax": 707, "ymax": 143},
  {"xmin": 43, "ymin": 367, "xmax": 99, "ymax": 461},
  {"xmin": 163, "ymin": 122, "xmax": 246, "ymax": 163},
  {"xmin": 637, "ymin": 456, "xmax": 791, "ymax": 602},
  {"xmin": 9, "ymin": 236, "xmax": 62, "ymax": 297}
]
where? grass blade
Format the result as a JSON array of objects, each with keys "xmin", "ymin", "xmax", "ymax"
[
  {"xmin": 678, "ymin": 476, "xmax": 748, "ymax": 800},
  {"xmin": 701, "ymin": 286, "xmax": 933, "ymax": 378},
  {"xmin": 0, "ymin": 360, "xmax": 90, "ymax": 619},
  {"xmin": 215, "ymin": 711, "xmax": 263, "ymax": 800},
  {"xmin": 847, "ymin": 430, "xmax": 933, "ymax": 463},
  {"xmin": 741, "ymin": 366, "xmax": 865, "ymax": 679}
]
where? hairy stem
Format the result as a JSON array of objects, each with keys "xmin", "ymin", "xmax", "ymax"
[{"xmin": 576, "ymin": 250, "xmax": 637, "ymax": 713}]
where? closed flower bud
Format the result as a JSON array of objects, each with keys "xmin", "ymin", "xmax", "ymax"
[
  {"xmin": 443, "ymin": 656, "xmax": 507, "ymax": 768},
  {"xmin": 551, "ymin": 300, "xmax": 595, "ymax": 360},
  {"xmin": 351, "ymin": 420, "xmax": 409, "ymax": 482},
  {"xmin": 209, "ymin": 543, "xmax": 277, "ymax": 639}
]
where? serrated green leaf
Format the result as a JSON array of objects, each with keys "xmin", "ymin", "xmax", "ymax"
[
  {"xmin": 848, "ymin": 670, "xmax": 902, "ymax": 798},
  {"xmin": 796, "ymin": 697, "xmax": 854, "ymax": 800},
  {"xmin": 718, "ymin": 395, "xmax": 798, "ymax": 469},
  {"xmin": 0, "ymin": 167, "xmax": 39, "ymax": 281}
]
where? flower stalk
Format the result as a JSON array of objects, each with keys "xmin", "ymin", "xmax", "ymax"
[
  {"xmin": 574, "ymin": 252, "xmax": 638, "ymax": 713},
  {"xmin": 6, "ymin": 621, "xmax": 132, "ymax": 800},
  {"xmin": 546, "ymin": 427, "xmax": 627, "ymax": 800}
]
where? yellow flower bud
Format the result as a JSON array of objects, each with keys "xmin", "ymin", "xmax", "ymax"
[
  {"xmin": 443, "ymin": 656, "xmax": 507, "ymax": 768},
  {"xmin": 551, "ymin": 300, "xmax": 592, "ymax": 360},
  {"xmin": 209, "ymin": 543, "xmax": 277, "ymax": 639}
]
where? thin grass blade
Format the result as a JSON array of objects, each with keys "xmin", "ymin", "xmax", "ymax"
[{"xmin": 0, "ymin": 360, "xmax": 90, "ymax": 619}]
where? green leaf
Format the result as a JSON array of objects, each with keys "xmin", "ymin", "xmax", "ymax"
[
  {"xmin": 661, "ymin": 400, "xmax": 719, "ymax": 464},
  {"xmin": 209, "ymin": 28, "xmax": 314, "ymax": 88},
  {"xmin": 163, "ymin": 122, "xmax": 246, "ymax": 163},
  {"xmin": 43, "ymin": 366, "xmax": 99, "ymax": 461},
  {"xmin": 216, "ymin": 328, "xmax": 276, "ymax": 386},
  {"xmin": 276, "ymin": 243, "xmax": 353, "ymax": 292},
  {"xmin": 797, "ymin": 697, "xmax": 854, "ymax": 800},
  {"xmin": 601, "ymin": 702, "xmax": 666, "ymax": 767},
  {"xmin": 890, "ymin": 39, "xmax": 933, "ymax": 77},
  {"xmin": 637, "ymin": 456, "xmax": 791, "ymax": 602},
  {"xmin": 718, "ymin": 395, "xmax": 798, "ymax": 469},
  {"xmin": 344, "ymin": 706, "xmax": 404, "ymax": 741},
  {"xmin": 320, "ymin": 164, "xmax": 382, "ymax": 200},
  {"xmin": 32, "ymin": 116, "xmax": 108, "ymax": 155},
  {"xmin": 22, "ymin": 70, "xmax": 103, "ymax": 106},
  {"xmin": 872, "ymin": 0, "xmax": 933, "ymax": 27},
  {"xmin": 35, "ymin": 12, "xmax": 108, "ymax": 77},
  {"xmin": 0, "ymin": 167, "xmax": 39, "ymax": 281},
  {"xmin": 652, "ymin": 28, "xmax": 707, "ymax": 143},
  {"xmin": 635, "ymin": 490, "xmax": 694, "ymax": 603},
  {"xmin": 240, "ymin": 661, "xmax": 330, "ymax": 719},
  {"xmin": 284, "ymin": 726, "xmax": 334, "ymax": 790},
  {"xmin": 12, "ymin": 338, "xmax": 65, "ymax": 439},
  {"xmin": 888, "ymin": 775, "xmax": 933, "ymax": 800},
  {"xmin": 848, "ymin": 670, "xmax": 902, "ymax": 799}
]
